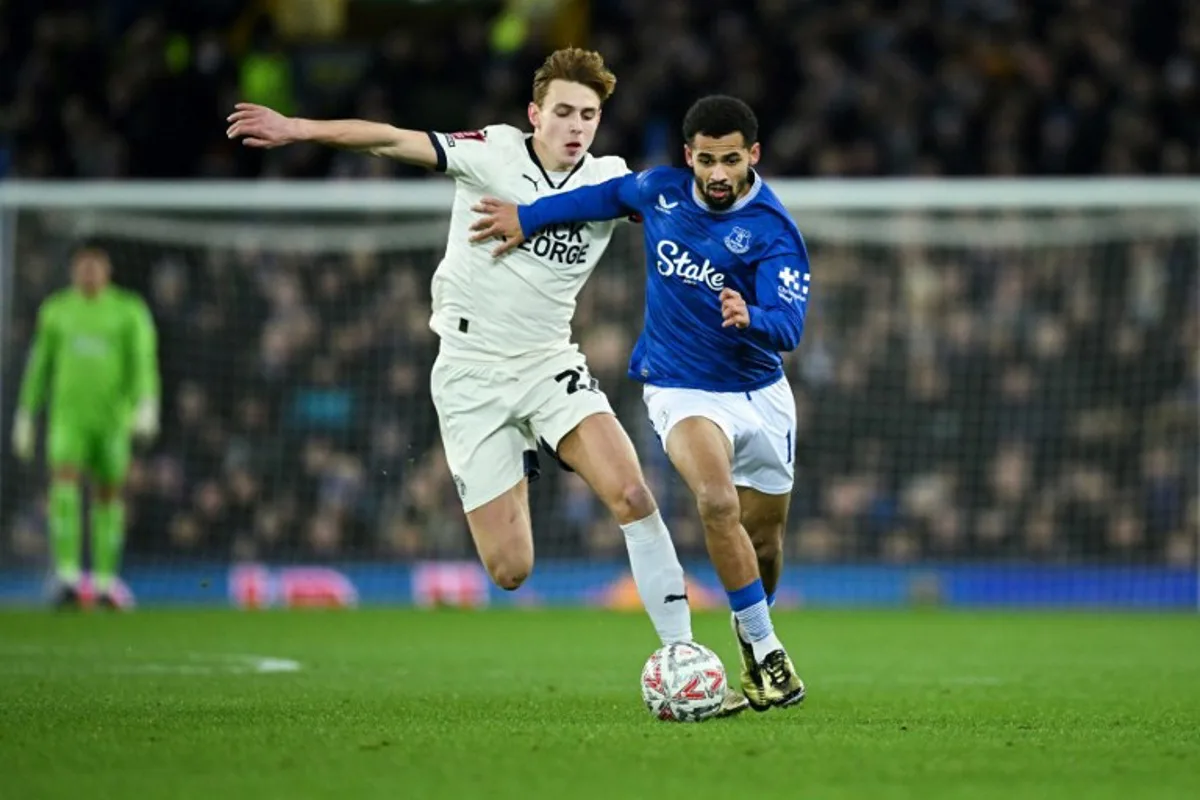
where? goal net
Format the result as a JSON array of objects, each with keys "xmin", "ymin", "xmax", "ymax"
[{"xmin": 0, "ymin": 180, "xmax": 1197, "ymax": 609}]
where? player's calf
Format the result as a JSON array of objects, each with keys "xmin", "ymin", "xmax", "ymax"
[
  {"xmin": 738, "ymin": 487, "xmax": 790, "ymax": 599},
  {"xmin": 665, "ymin": 418, "xmax": 760, "ymax": 591},
  {"xmin": 91, "ymin": 483, "xmax": 126, "ymax": 602},
  {"xmin": 47, "ymin": 468, "xmax": 83, "ymax": 594},
  {"xmin": 586, "ymin": 470, "xmax": 698, "ymax": 645},
  {"xmin": 694, "ymin": 483, "xmax": 761, "ymax": 591},
  {"xmin": 559, "ymin": 413, "xmax": 693, "ymax": 644},
  {"xmin": 752, "ymin": 534, "xmax": 783, "ymax": 596}
]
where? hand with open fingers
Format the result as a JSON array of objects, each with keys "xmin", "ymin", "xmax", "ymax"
[
  {"xmin": 226, "ymin": 103, "xmax": 299, "ymax": 148},
  {"xmin": 720, "ymin": 288, "xmax": 751, "ymax": 329},
  {"xmin": 468, "ymin": 197, "xmax": 526, "ymax": 258}
]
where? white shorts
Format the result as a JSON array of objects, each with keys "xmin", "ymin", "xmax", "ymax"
[
  {"xmin": 643, "ymin": 378, "xmax": 797, "ymax": 495},
  {"xmin": 430, "ymin": 347, "xmax": 614, "ymax": 512}
]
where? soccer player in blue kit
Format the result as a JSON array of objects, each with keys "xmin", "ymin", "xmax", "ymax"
[{"xmin": 470, "ymin": 96, "xmax": 809, "ymax": 710}]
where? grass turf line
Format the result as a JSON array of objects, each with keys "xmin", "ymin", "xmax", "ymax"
[{"xmin": 0, "ymin": 609, "xmax": 1198, "ymax": 799}]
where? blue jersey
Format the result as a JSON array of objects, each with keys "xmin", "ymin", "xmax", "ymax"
[{"xmin": 518, "ymin": 166, "xmax": 811, "ymax": 392}]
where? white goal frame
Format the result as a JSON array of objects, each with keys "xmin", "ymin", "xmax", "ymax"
[{"xmin": 1, "ymin": 178, "xmax": 1198, "ymax": 609}]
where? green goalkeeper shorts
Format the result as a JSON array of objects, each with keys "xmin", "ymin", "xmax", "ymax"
[{"xmin": 47, "ymin": 422, "xmax": 132, "ymax": 486}]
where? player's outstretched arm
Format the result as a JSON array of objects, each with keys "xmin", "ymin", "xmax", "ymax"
[
  {"xmin": 12, "ymin": 302, "xmax": 56, "ymax": 460},
  {"xmin": 469, "ymin": 173, "xmax": 642, "ymax": 257},
  {"xmin": 225, "ymin": 103, "xmax": 439, "ymax": 169}
]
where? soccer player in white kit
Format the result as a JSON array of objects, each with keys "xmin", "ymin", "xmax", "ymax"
[{"xmin": 227, "ymin": 49, "xmax": 747, "ymax": 715}]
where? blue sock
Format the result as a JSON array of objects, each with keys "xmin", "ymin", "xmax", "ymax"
[
  {"xmin": 767, "ymin": 591, "xmax": 776, "ymax": 608},
  {"xmin": 727, "ymin": 578, "xmax": 765, "ymax": 612},
  {"xmin": 728, "ymin": 579, "xmax": 775, "ymax": 644}
]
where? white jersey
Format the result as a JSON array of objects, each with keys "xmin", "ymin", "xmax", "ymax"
[{"xmin": 427, "ymin": 124, "xmax": 629, "ymax": 361}]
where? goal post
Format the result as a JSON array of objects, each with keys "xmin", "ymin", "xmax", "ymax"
[{"xmin": 0, "ymin": 179, "xmax": 1196, "ymax": 610}]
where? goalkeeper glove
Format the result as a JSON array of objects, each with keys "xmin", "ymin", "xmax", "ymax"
[
  {"xmin": 11, "ymin": 411, "xmax": 34, "ymax": 462},
  {"xmin": 132, "ymin": 398, "xmax": 160, "ymax": 444}
]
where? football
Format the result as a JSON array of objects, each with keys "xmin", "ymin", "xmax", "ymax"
[{"xmin": 640, "ymin": 641, "xmax": 727, "ymax": 722}]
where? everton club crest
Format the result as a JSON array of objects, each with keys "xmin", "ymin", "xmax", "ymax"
[{"xmin": 724, "ymin": 226, "xmax": 752, "ymax": 255}]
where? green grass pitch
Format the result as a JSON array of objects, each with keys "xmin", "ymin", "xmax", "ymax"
[{"xmin": 1, "ymin": 608, "xmax": 1198, "ymax": 799}]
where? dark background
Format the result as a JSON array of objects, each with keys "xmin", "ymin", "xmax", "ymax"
[{"xmin": 0, "ymin": 0, "xmax": 1196, "ymax": 570}]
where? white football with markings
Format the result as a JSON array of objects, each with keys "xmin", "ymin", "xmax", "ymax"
[{"xmin": 640, "ymin": 641, "xmax": 727, "ymax": 722}]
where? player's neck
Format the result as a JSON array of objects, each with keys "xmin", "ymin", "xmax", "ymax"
[
  {"xmin": 740, "ymin": 170, "xmax": 756, "ymax": 198},
  {"xmin": 75, "ymin": 286, "xmax": 106, "ymax": 300},
  {"xmin": 530, "ymin": 136, "xmax": 575, "ymax": 173}
]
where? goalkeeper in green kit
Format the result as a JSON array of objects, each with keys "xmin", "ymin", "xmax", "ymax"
[{"xmin": 11, "ymin": 245, "xmax": 160, "ymax": 609}]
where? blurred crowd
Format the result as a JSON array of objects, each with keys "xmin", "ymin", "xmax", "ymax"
[
  {"xmin": 0, "ymin": 0, "xmax": 1197, "ymax": 568},
  {"xmin": 0, "ymin": 0, "xmax": 1197, "ymax": 179},
  {"xmin": 783, "ymin": 231, "xmax": 1197, "ymax": 566},
  {"xmin": 2, "ymin": 218, "xmax": 1196, "ymax": 567}
]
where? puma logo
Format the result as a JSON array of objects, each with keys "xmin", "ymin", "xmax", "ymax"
[
  {"xmin": 663, "ymin": 593, "xmax": 689, "ymax": 604},
  {"xmin": 522, "ymin": 174, "xmax": 540, "ymax": 192}
]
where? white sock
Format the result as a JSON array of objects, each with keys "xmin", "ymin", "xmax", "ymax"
[
  {"xmin": 734, "ymin": 601, "xmax": 784, "ymax": 663},
  {"xmin": 621, "ymin": 510, "xmax": 693, "ymax": 644}
]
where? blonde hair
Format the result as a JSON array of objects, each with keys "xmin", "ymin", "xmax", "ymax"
[{"xmin": 532, "ymin": 47, "xmax": 617, "ymax": 107}]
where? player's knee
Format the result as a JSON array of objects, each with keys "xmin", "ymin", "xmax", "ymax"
[
  {"xmin": 491, "ymin": 570, "xmax": 527, "ymax": 592},
  {"xmin": 95, "ymin": 485, "xmax": 121, "ymax": 503},
  {"xmin": 485, "ymin": 554, "xmax": 532, "ymax": 591},
  {"xmin": 52, "ymin": 467, "xmax": 79, "ymax": 483},
  {"xmin": 606, "ymin": 480, "xmax": 656, "ymax": 524},
  {"xmin": 695, "ymin": 486, "xmax": 740, "ymax": 532},
  {"xmin": 753, "ymin": 531, "xmax": 782, "ymax": 564}
]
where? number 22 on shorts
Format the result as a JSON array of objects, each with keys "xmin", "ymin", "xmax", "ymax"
[{"xmin": 554, "ymin": 366, "xmax": 598, "ymax": 395}]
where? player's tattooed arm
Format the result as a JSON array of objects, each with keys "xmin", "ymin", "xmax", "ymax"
[{"xmin": 226, "ymin": 104, "xmax": 439, "ymax": 169}]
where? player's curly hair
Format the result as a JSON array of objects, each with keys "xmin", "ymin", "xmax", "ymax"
[
  {"xmin": 532, "ymin": 48, "xmax": 617, "ymax": 106},
  {"xmin": 682, "ymin": 95, "xmax": 759, "ymax": 146}
]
